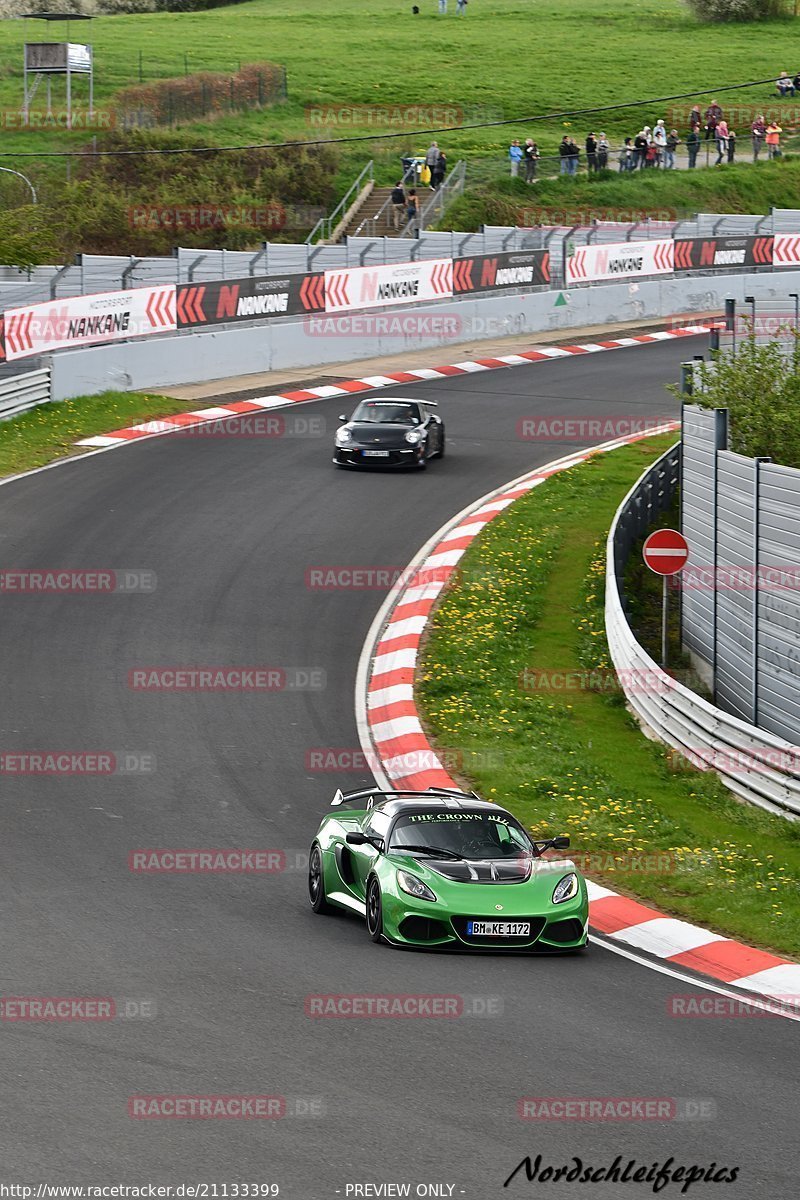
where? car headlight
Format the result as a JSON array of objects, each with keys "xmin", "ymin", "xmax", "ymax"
[
  {"xmin": 552, "ymin": 873, "xmax": 579, "ymax": 904},
  {"xmin": 335, "ymin": 427, "xmax": 353, "ymax": 445},
  {"xmin": 397, "ymin": 869, "xmax": 437, "ymax": 902},
  {"xmin": 404, "ymin": 430, "xmax": 423, "ymax": 444}
]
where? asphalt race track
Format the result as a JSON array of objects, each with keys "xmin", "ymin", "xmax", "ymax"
[{"xmin": 0, "ymin": 337, "xmax": 796, "ymax": 1198}]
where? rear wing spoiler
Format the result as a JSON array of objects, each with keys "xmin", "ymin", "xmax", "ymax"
[{"xmin": 330, "ymin": 785, "xmax": 479, "ymax": 809}]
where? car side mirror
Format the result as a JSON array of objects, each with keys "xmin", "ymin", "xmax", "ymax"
[
  {"xmin": 346, "ymin": 832, "xmax": 368, "ymax": 845},
  {"xmin": 339, "ymin": 414, "xmax": 348, "ymax": 423},
  {"xmin": 552, "ymin": 836, "xmax": 570, "ymax": 850}
]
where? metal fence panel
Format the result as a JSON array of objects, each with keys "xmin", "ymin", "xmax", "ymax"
[
  {"xmin": 607, "ymin": 446, "xmax": 800, "ymax": 819},
  {"xmin": 681, "ymin": 404, "xmax": 728, "ymax": 670},
  {"xmin": 757, "ymin": 462, "xmax": 800, "ymax": 742},
  {"xmin": 714, "ymin": 451, "xmax": 758, "ymax": 723}
]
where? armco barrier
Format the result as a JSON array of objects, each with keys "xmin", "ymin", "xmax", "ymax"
[
  {"xmin": 606, "ymin": 446, "xmax": 800, "ymax": 819},
  {"xmin": 0, "ymin": 367, "xmax": 51, "ymax": 420}
]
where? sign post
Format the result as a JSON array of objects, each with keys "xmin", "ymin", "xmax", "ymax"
[{"xmin": 642, "ymin": 529, "xmax": 690, "ymax": 667}]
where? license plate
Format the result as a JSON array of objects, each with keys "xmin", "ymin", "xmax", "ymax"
[
  {"xmin": 363, "ymin": 449, "xmax": 390, "ymax": 457},
  {"xmin": 467, "ymin": 920, "xmax": 531, "ymax": 938}
]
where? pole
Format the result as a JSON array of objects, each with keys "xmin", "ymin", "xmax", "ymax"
[{"xmin": 661, "ymin": 575, "xmax": 668, "ymax": 669}]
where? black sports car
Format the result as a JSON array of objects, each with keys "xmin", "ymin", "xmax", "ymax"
[{"xmin": 333, "ymin": 397, "xmax": 445, "ymax": 469}]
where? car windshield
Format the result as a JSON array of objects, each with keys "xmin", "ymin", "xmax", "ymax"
[
  {"xmin": 351, "ymin": 401, "xmax": 420, "ymax": 425},
  {"xmin": 389, "ymin": 811, "xmax": 534, "ymax": 860}
]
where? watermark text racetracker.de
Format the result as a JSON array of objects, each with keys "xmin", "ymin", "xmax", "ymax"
[
  {"xmin": 128, "ymin": 1094, "xmax": 324, "ymax": 1119},
  {"xmin": 169, "ymin": 413, "xmax": 326, "ymax": 440},
  {"xmin": 0, "ymin": 751, "xmax": 155, "ymax": 776},
  {"xmin": 667, "ymin": 993, "xmax": 800, "ymax": 1019},
  {"xmin": 517, "ymin": 1097, "xmax": 716, "ymax": 1122},
  {"xmin": 516, "ymin": 416, "xmax": 675, "ymax": 443},
  {"xmin": 0, "ymin": 570, "xmax": 156, "ymax": 594},
  {"xmin": 0, "ymin": 997, "xmax": 156, "ymax": 1021},
  {"xmin": 304, "ymin": 993, "xmax": 502, "ymax": 1018},
  {"xmin": 127, "ymin": 666, "xmax": 325, "ymax": 692},
  {"xmin": 303, "ymin": 313, "xmax": 526, "ymax": 339}
]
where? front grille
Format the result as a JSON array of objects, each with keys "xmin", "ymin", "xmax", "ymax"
[{"xmin": 451, "ymin": 916, "xmax": 547, "ymax": 947}]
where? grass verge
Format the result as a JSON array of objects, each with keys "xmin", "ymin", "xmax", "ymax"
[
  {"xmin": 0, "ymin": 391, "xmax": 190, "ymax": 478},
  {"xmin": 417, "ymin": 434, "xmax": 800, "ymax": 957}
]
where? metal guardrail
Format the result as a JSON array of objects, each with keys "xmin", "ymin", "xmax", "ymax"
[
  {"xmin": 606, "ymin": 445, "xmax": 800, "ymax": 819},
  {"xmin": 0, "ymin": 367, "xmax": 51, "ymax": 420},
  {"xmin": 305, "ymin": 161, "xmax": 374, "ymax": 245}
]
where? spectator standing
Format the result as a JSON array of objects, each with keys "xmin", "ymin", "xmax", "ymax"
[
  {"xmin": 508, "ymin": 138, "xmax": 523, "ymax": 177},
  {"xmin": 523, "ymin": 138, "xmax": 539, "ymax": 182},
  {"xmin": 727, "ymin": 129, "xmax": 736, "ymax": 163},
  {"xmin": 686, "ymin": 126, "xmax": 700, "ymax": 169},
  {"xmin": 653, "ymin": 120, "xmax": 667, "ymax": 167},
  {"xmin": 751, "ymin": 114, "xmax": 766, "ymax": 161},
  {"xmin": 438, "ymin": 0, "xmax": 448, "ymax": 12},
  {"xmin": 618, "ymin": 137, "xmax": 634, "ymax": 171},
  {"xmin": 714, "ymin": 118, "xmax": 729, "ymax": 164},
  {"xmin": 776, "ymin": 71, "xmax": 794, "ymax": 96},
  {"xmin": 766, "ymin": 120, "xmax": 783, "ymax": 158},
  {"xmin": 566, "ymin": 137, "xmax": 580, "ymax": 175},
  {"xmin": 633, "ymin": 128, "xmax": 649, "ymax": 169},
  {"xmin": 432, "ymin": 150, "xmax": 447, "ymax": 188},
  {"xmin": 665, "ymin": 129, "xmax": 680, "ymax": 169},
  {"xmin": 704, "ymin": 100, "xmax": 722, "ymax": 140},
  {"xmin": 597, "ymin": 132, "xmax": 609, "ymax": 169},
  {"xmin": 645, "ymin": 140, "xmax": 659, "ymax": 168},
  {"xmin": 688, "ymin": 105, "xmax": 702, "ymax": 133},
  {"xmin": 585, "ymin": 132, "xmax": 598, "ymax": 173},
  {"xmin": 390, "ymin": 180, "xmax": 406, "ymax": 230},
  {"xmin": 405, "ymin": 188, "xmax": 420, "ymax": 232},
  {"xmin": 425, "ymin": 141, "xmax": 441, "ymax": 181},
  {"xmin": 456, "ymin": 0, "xmax": 467, "ymax": 11},
  {"xmin": 559, "ymin": 135, "xmax": 571, "ymax": 175}
]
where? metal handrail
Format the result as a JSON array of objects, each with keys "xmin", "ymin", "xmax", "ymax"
[
  {"xmin": 352, "ymin": 161, "xmax": 418, "ymax": 238},
  {"xmin": 402, "ymin": 159, "xmax": 466, "ymax": 238},
  {"xmin": 305, "ymin": 161, "xmax": 374, "ymax": 245}
]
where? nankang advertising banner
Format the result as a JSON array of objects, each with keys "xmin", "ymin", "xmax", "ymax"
[
  {"xmin": 324, "ymin": 259, "xmax": 452, "ymax": 314},
  {"xmin": 674, "ymin": 236, "xmax": 773, "ymax": 272},
  {"xmin": 566, "ymin": 239, "xmax": 674, "ymax": 285},
  {"xmin": 452, "ymin": 250, "xmax": 550, "ymax": 293},
  {"xmin": 1, "ymin": 285, "xmax": 175, "ymax": 361},
  {"xmin": 176, "ymin": 272, "xmax": 325, "ymax": 328}
]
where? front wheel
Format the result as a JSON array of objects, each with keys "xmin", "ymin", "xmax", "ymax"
[
  {"xmin": 308, "ymin": 843, "xmax": 333, "ymax": 913},
  {"xmin": 436, "ymin": 433, "xmax": 446, "ymax": 458},
  {"xmin": 365, "ymin": 876, "xmax": 384, "ymax": 942}
]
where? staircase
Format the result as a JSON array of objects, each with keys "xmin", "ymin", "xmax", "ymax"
[{"xmin": 341, "ymin": 188, "xmax": 399, "ymax": 239}]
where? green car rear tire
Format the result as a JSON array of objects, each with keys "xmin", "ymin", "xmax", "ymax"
[{"xmin": 308, "ymin": 843, "xmax": 333, "ymax": 914}]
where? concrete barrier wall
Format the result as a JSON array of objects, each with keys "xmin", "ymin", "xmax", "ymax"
[{"xmin": 48, "ymin": 269, "xmax": 800, "ymax": 401}]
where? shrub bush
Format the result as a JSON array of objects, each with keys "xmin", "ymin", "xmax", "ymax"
[{"xmin": 685, "ymin": 0, "xmax": 790, "ymax": 21}]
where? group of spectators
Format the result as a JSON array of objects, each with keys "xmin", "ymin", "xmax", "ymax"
[
  {"xmin": 389, "ymin": 141, "xmax": 448, "ymax": 230},
  {"xmin": 508, "ymin": 100, "xmax": 785, "ymax": 179}
]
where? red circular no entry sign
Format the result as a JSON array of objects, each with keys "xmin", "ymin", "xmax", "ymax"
[{"xmin": 642, "ymin": 528, "xmax": 690, "ymax": 576}]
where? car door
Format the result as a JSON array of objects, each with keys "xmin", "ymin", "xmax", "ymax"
[{"xmin": 351, "ymin": 809, "xmax": 390, "ymax": 899}]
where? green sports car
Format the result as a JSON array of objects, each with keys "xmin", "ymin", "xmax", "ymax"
[{"xmin": 307, "ymin": 787, "xmax": 588, "ymax": 952}]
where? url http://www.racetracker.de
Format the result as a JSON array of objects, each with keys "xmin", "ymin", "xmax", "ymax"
[{"xmin": 0, "ymin": 1187, "xmax": 282, "ymax": 1198}]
